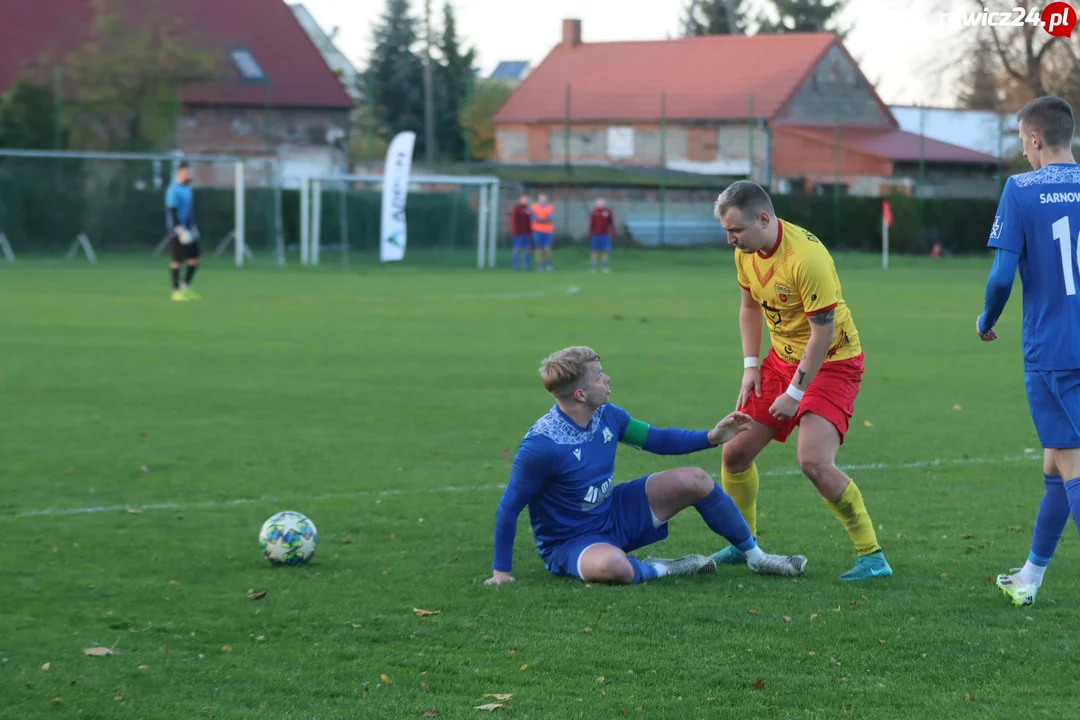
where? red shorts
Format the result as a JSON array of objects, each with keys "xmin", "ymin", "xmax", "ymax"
[{"xmin": 740, "ymin": 349, "xmax": 865, "ymax": 444}]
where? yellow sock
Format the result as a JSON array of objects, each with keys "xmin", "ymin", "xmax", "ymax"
[
  {"xmin": 824, "ymin": 480, "xmax": 881, "ymax": 556},
  {"xmin": 721, "ymin": 463, "xmax": 759, "ymax": 536}
]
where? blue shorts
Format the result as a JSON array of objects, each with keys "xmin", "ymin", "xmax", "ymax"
[
  {"xmin": 540, "ymin": 476, "xmax": 668, "ymax": 580},
  {"xmin": 1026, "ymin": 369, "xmax": 1080, "ymax": 448},
  {"xmin": 512, "ymin": 235, "xmax": 531, "ymax": 249},
  {"xmin": 590, "ymin": 234, "xmax": 611, "ymax": 252},
  {"xmin": 533, "ymin": 232, "xmax": 552, "ymax": 248}
]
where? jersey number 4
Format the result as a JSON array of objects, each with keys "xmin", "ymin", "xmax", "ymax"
[{"xmin": 1052, "ymin": 215, "xmax": 1080, "ymax": 295}]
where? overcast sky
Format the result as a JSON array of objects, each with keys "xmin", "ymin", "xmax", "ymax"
[{"xmin": 299, "ymin": 0, "xmax": 994, "ymax": 106}]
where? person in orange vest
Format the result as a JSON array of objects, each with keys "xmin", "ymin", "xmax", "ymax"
[{"xmin": 531, "ymin": 193, "xmax": 555, "ymax": 271}]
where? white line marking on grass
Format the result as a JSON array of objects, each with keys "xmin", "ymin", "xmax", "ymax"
[{"xmin": 0, "ymin": 454, "xmax": 1039, "ymax": 522}]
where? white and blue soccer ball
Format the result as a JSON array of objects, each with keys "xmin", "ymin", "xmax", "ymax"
[{"xmin": 259, "ymin": 511, "xmax": 318, "ymax": 566}]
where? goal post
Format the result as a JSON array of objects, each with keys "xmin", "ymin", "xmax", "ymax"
[
  {"xmin": 0, "ymin": 148, "xmax": 280, "ymax": 265},
  {"xmin": 300, "ymin": 172, "xmax": 501, "ymax": 268}
]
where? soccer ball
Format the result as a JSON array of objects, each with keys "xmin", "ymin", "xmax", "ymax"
[{"xmin": 258, "ymin": 511, "xmax": 318, "ymax": 566}]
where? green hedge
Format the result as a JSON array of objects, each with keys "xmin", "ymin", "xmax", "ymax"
[
  {"xmin": 0, "ymin": 157, "xmax": 998, "ymax": 256},
  {"xmin": 771, "ymin": 194, "xmax": 999, "ymax": 254}
]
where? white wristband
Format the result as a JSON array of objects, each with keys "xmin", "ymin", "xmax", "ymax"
[
  {"xmin": 744, "ymin": 357, "xmax": 759, "ymax": 369},
  {"xmin": 785, "ymin": 383, "xmax": 805, "ymax": 401}
]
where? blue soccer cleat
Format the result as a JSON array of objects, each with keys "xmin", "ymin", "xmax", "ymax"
[
  {"xmin": 839, "ymin": 550, "xmax": 892, "ymax": 581},
  {"xmin": 710, "ymin": 544, "xmax": 748, "ymax": 565}
]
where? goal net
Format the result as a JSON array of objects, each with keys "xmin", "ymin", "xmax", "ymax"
[
  {"xmin": 0, "ymin": 149, "xmax": 280, "ymax": 265},
  {"xmin": 299, "ymin": 173, "xmax": 501, "ymax": 268}
]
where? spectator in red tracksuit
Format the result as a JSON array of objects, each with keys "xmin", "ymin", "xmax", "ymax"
[
  {"xmin": 589, "ymin": 197, "xmax": 616, "ymax": 273},
  {"xmin": 510, "ymin": 194, "xmax": 533, "ymax": 271}
]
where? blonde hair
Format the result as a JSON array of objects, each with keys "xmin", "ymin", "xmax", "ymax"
[
  {"xmin": 539, "ymin": 346, "xmax": 599, "ymax": 396},
  {"xmin": 713, "ymin": 180, "xmax": 774, "ymax": 221}
]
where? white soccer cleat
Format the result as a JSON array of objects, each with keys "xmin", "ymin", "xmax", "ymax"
[
  {"xmin": 996, "ymin": 568, "xmax": 1037, "ymax": 607},
  {"xmin": 644, "ymin": 554, "xmax": 717, "ymax": 576},
  {"xmin": 748, "ymin": 553, "xmax": 807, "ymax": 577}
]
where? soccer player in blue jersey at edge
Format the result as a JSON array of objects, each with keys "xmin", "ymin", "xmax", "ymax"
[
  {"xmin": 485, "ymin": 346, "xmax": 807, "ymax": 585},
  {"xmin": 977, "ymin": 95, "xmax": 1080, "ymax": 607}
]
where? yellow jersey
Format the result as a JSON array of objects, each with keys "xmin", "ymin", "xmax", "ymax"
[{"xmin": 735, "ymin": 219, "xmax": 861, "ymax": 364}]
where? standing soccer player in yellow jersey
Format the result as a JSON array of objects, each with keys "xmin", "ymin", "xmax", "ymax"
[{"xmin": 709, "ymin": 180, "xmax": 891, "ymax": 581}]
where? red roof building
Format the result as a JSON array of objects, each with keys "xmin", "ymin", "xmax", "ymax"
[
  {"xmin": 0, "ymin": 0, "xmax": 354, "ymax": 174},
  {"xmin": 494, "ymin": 20, "xmax": 1002, "ymax": 196}
]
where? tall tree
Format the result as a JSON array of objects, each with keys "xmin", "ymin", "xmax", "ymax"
[
  {"xmin": 58, "ymin": 0, "xmax": 219, "ymax": 151},
  {"xmin": 682, "ymin": 0, "xmax": 748, "ymax": 35},
  {"xmin": 0, "ymin": 79, "xmax": 61, "ymax": 149},
  {"xmin": 958, "ymin": 34, "xmax": 1001, "ymax": 110},
  {"xmin": 437, "ymin": 1, "xmax": 476, "ymax": 161},
  {"xmin": 368, "ymin": 0, "xmax": 426, "ymax": 157},
  {"xmin": 977, "ymin": 0, "xmax": 1063, "ymax": 99},
  {"xmin": 461, "ymin": 80, "xmax": 513, "ymax": 161},
  {"xmin": 756, "ymin": 0, "xmax": 849, "ymax": 38}
]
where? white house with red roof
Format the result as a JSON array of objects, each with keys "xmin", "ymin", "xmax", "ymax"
[{"xmin": 493, "ymin": 20, "xmax": 1003, "ymax": 197}]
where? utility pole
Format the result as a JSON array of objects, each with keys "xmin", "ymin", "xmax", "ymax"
[{"xmin": 423, "ymin": 0, "xmax": 436, "ymax": 165}]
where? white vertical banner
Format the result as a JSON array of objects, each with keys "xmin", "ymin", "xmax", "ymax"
[{"xmin": 380, "ymin": 131, "xmax": 416, "ymax": 262}]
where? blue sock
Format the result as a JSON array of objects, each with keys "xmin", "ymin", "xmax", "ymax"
[
  {"xmin": 512, "ymin": 250, "xmax": 520, "ymax": 270},
  {"xmin": 695, "ymin": 484, "xmax": 753, "ymax": 548},
  {"xmin": 1030, "ymin": 474, "xmax": 1070, "ymax": 565},
  {"xmin": 524, "ymin": 253, "xmax": 532, "ymax": 270},
  {"xmin": 627, "ymin": 556, "xmax": 658, "ymax": 584},
  {"xmin": 1066, "ymin": 477, "xmax": 1080, "ymax": 535}
]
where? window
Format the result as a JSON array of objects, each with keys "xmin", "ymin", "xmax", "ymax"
[{"xmin": 230, "ymin": 48, "xmax": 267, "ymax": 83}]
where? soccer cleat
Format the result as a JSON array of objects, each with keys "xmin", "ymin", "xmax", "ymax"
[
  {"xmin": 748, "ymin": 553, "xmax": 807, "ymax": 577},
  {"xmin": 710, "ymin": 544, "xmax": 748, "ymax": 566},
  {"xmin": 839, "ymin": 550, "xmax": 893, "ymax": 581},
  {"xmin": 996, "ymin": 568, "xmax": 1037, "ymax": 607},
  {"xmin": 644, "ymin": 554, "xmax": 717, "ymax": 576}
]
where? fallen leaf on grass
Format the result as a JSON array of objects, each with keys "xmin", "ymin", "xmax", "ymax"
[
  {"xmin": 50, "ymin": 698, "xmax": 62, "ymax": 706},
  {"xmin": 596, "ymin": 676, "xmax": 605, "ymax": 683},
  {"xmin": 475, "ymin": 704, "xmax": 505, "ymax": 711},
  {"xmin": 114, "ymin": 695, "xmax": 123, "ymax": 701},
  {"xmin": 863, "ymin": 420, "xmax": 874, "ymax": 428},
  {"xmin": 423, "ymin": 712, "xmax": 439, "ymax": 718},
  {"xmin": 82, "ymin": 648, "xmax": 113, "ymax": 657},
  {"xmin": 140, "ymin": 465, "xmax": 150, "ymax": 473},
  {"xmin": 753, "ymin": 679, "xmax": 766, "ymax": 690},
  {"xmin": 126, "ymin": 508, "xmax": 142, "ymax": 515},
  {"xmin": 1006, "ymin": 526, "xmax": 1021, "ymax": 533},
  {"xmin": 482, "ymin": 694, "xmax": 513, "ymax": 701},
  {"xmin": 966, "ymin": 694, "xmax": 976, "ymax": 701},
  {"xmin": 499, "ymin": 448, "xmax": 511, "ymax": 460},
  {"xmin": 810, "ymin": 613, "xmax": 818, "ymax": 621},
  {"xmin": 421, "ymin": 682, "xmax": 431, "ymax": 692},
  {"xmin": 138, "ymin": 665, "xmax": 148, "ymax": 671},
  {"xmin": 413, "ymin": 608, "xmax": 441, "ymax": 617},
  {"xmin": 248, "ymin": 591, "xmax": 267, "ymax": 601},
  {"xmin": 783, "ymin": 616, "xmax": 792, "ymax": 623},
  {"xmin": 519, "ymin": 665, "xmax": 528, "ymax": 671},
  {"xmin": 221, "ymin": 646, "xmax": 232, "ymax": 653},
  {"xmin": 584, "ymin": 627, "xmax": 592, "ymax": 633},
  {"xmin": 163, "ymin": 648, "xmax": 174, "ymax": 655},
  {"xmin": 953, "ymin": 404, "xmax": 963, "ymax": 411},
  {"xmin": 747, "ymin": 609, "xmax": 759, "ymax": 615},
  {"xmin": 380, "ymin": 674, "xmax": 392, "ymax": 684},
  {"xmin": 41, "ymin": 663, "xmax": 50, "ymax": 671}
]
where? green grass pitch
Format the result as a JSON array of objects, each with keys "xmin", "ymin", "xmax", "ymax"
[{"xmin": 0, "ymin": 249, "xmax": 1076, "ymax": 719}]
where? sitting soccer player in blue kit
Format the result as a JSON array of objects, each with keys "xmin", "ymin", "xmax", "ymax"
[{"xmin": 485, "ymin": 346, "xmax": 808, "ymax": 586}]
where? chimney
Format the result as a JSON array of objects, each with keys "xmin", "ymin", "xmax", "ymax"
[{"xmin": 562, "ymin": 18, "xmax": 581, "ymax": 48}]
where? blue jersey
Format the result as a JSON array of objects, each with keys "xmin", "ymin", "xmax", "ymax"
[
  {"xmin": 490, "ymin": 403, "xmax": 715, "ymax": 572},
  {"xmin": 989, "ymin": 164, "xmax": 1080, "ymax": 371},
  {"xmin": 165, "ymin": 181, "xmax": 194, "ymax": 231}
]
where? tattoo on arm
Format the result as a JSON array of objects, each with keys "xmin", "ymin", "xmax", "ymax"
[
  {"xmin": 809, "ymin": 308, "xmax": 835, "ymax": 326},
  {"xmin": 797, "ymin": 370, "xmax": 806, "ymax": 386}
]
